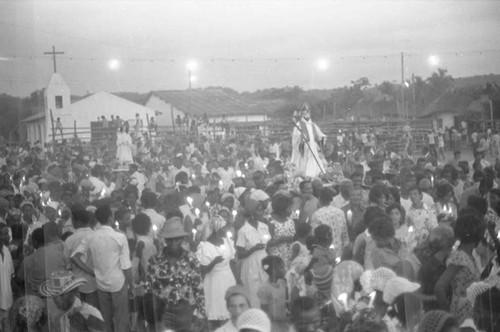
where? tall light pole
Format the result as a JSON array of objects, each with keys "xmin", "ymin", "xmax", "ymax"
[
  {"xmin": 401, "ymin": 52, "xmax": 406, "ymax": 120},
  {"xmin": 186, "ymin": 60, "xmax": 198, "ymax": 122}
]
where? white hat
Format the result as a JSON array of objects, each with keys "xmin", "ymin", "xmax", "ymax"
[
  {"xmin": 371, "ymin": 267, "xmax": 397, "ymax": 292},
  {"xmin": 383, "ymin": 277, "xmax": 420, "ymax": 304},
  {"xmin": 39, "ymin": 271, "xmax": 87, "ymax": 297},
  {"xmin": 237, "ymin": 308, "xmax": 271, "ymax": 332}
]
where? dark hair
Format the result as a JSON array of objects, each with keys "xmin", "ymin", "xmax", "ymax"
[
  {"xmin": 408, "ymin": 186, "xmax": 422, "ymax": 195},
  {"xmin": 132, "ymin": 214, "xmax": 152, "ymax": 236},
  {"xmin": 114, "ymin": 207, "xmax": 130, "ymax": 221},
  {"xmin": 368, "ymin": 216, "xmax": 395, "ymax": 239},
  {"xmin": 305, "ymin": 235, "xmax": 318, "ymax": 253},
  {"xmin": 350, "ymin": 171, "xmax": 363, "ymax": 180},
  {"xmin": 454, "ymin": 213, "xmax": 485, "ymax": 244},
  {"xmin": 319, "ymin": 187, "xmax": 334, "ymax": 204},
  {"xmin": 314, "ymin": 224, "xmax": 332, "ymax": 243},
  {"xmin": 467, "ymin": 195, "xmax": 488, "ymax": 216},
  {"xmin": 271, "ymin": 194, "xmax": 292, "ymax": 216},
  {"xmin": 141, "ymin": 192, "xmax": 157, "ymax": 209},
  {"xmin": 368, "ymin": 183, "xmax": 388, "ymax": 204},
  {"xmin": 95, "ymin": 205, "xmax": 112, "ymax": 225},
  {"xmin": 435, "ymin": 181, "xmax": 454, "ymax": 200},
  {"xmin": 124, "ymin": 185, "xmax": 139, "ymax": 199},
  {"xmin": 290, "ymin": 296, "xmax": 318, "ymax": 320},
  {"xmin": 61, "ymin": 231, "xmax": 73, "ymax": 241},
  {"xmin": 490, "ymin": 188, "xmax": 500, "ymax": 199},
  {"xmin": 295, "ymin": 222, "xmax": 312, "ymax": 239},
  {"xmin": 261, "ymin": 255, "xmax": 284, "ymax": 277},
  {"xmin": 363, "ymin": 206, "xmax": 388, "ymax": 226},
  {"xmin": 299, "ymin": 180, "xmax": 311, "ymax": 192},
  {"xmin": 71, "ymin": 209, "xmax": 90, "ymax": 226},
  {"xmin": 32, "ymin": 227, "xmax": 45, "ymax": 246},
  {"xmin": 166, "ymin": 209, "xmax": 184, "ymax": 220},
  {"xmin": 385, "ymin": 203, "xmax": 406, "ymax": 226},
  {"xmin": 472, "ymin": 170, "xmax": 484, "ymax": 182},
  {"xmin": 387, "ymin": 186, "xmax": 401, "ymax": 204},
  {"xmin": 42, "ymin": 221, "xmax": 60, "ymax": 239}
]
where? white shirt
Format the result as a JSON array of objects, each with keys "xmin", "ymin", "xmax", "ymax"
[
  {"xmin": 141, "ymin": 208, "xmax": 166, "ymax": 239},
  {"xmin": 64, "ymin": 227, "xmax": 97, "ymax": 294},
  {"xmin": 74, "ymin": 225, "xmax": 131, "ymax": 292},
  {"xmin": 0, "ymin": 246, "xmax": 14, "ymax": 310},
  {"xmin": 131, "ymin": 171, "xmax": 147, "ymax": 194},
  {"xmin": 89, "ymin": 176, "xmax": 106, "ymax": 202}
]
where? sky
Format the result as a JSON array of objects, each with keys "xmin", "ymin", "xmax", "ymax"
[{"xmin": 1, "ymin": 0, "xmax": 500, "ymax": 97}]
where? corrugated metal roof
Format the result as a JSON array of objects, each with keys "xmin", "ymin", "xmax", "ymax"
[
  {"xmin": 149, "ymin": 89, "xmax": 283, "ymax": 116},
  {"xmin": 421, "ymin": 90, "xmax": 477, "ymax": 117}
]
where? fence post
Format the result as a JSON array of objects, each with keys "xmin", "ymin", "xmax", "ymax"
[
  {"xmin": 49, "ymin": 109, "xmax": 56, "ymax": 143},
  {"xmin": 74, "ymin": 121, "xmax": 77, "ymax": 138}
]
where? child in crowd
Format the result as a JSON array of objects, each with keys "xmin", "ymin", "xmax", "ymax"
[{"xmin": 258, "ymin": 255, "xmax": 288, "ymax": 332}]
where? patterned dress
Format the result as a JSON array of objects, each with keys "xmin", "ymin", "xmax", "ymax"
[
  {"xmin": 447, "ymin": 250, "xmax": 481, "ymax": 324},
  {"xmin": 310, "ymin": 206, "xmax": 349, "ymax": 259},
  {"xmin": 268, "ymin": 218, "xmax": 296, "ymax": 269}
]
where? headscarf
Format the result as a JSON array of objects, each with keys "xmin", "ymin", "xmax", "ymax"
[{"xmin": 209, "ymin": 215, "xmax": 227, "ymax": 235}]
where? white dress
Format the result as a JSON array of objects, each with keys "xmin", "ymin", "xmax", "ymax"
[
  {"xmin": 196, "ymin": 238, "xmax": 236, "ymax": 320},
  {"xmin": 236, "ymin": 221, "xmax": 270, "ymax": 308},
  {"xmin": 116, "ymin": 132, "xmax": 133, "ymax": 165},
  {"xmin": 292, "ymin": 119, "xmax": 326, "ymax": 178}
]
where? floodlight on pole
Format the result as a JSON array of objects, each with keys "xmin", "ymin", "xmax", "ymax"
[
  {"xmin": 186, "ymin": 60, "xmax": 198, "ymax": 72},
  {"xmin": 428, "ymin": 54, "xmax": 440, "ymax": 66},
  {"xmin": 108, "ymin": 58, "xmax": 121, "ymax": 71},
  {"xmin": 316, "ymin": 58, "xmax": 329, "ymax": 71}
]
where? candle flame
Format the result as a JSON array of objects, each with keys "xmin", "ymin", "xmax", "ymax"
[{"xmin": 227, "ymin": 231, "xmax": 233, "ymax": 239}]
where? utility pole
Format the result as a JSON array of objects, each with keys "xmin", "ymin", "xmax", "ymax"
[
  {"xmin": 412, "ymin": 73, "xmax": 416, "ymax": 117},
  {"xmin": 401, "ymin": 52, "xmax": 405, "ymax": 120}
]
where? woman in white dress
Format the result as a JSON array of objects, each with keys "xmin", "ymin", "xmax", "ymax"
[
  {"xmin": 196, "ymin": 215, "xmax": 236, "ymax": 328},
  {"xmin": 116, "ymin": 127, "xmax": 133, "ymax": 166},
  {"xmin": 236, "ymin": 195, "xmax": 270, "ymax": 308}
]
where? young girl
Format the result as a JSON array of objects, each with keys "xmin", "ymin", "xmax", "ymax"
[
  {"xmin": 257, "ymin": 255, "xmax": 289, "ymax": 332},
  {"xmin": 290, "ymin": 223, "xmax": 312, "ymax": 262}
]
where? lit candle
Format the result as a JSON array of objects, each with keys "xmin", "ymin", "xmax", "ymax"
[
  {"xmin": 242, "ymin": 174, "xmax": 246, "ymax": 178},
  {"xmin": 220, "ymin": 244, "xmax": 226, "ymax": 251},
  {"xmin": 347, "ymin": 209, "xmax": 353, "ymax": 222},
  {"xmin": 335, "ymin": 257, "xmax": 341, "ymax": 264},
  {"xmin": 195, "ymin": 208, "xmax": 200, "ymax": 217},
  {"xmin": 244, "ymin": 163, "xmax": 248, "ymax": 170},
  {"xmin": 430, "ymin": 175, "xmax": 434, "ymax": 187},
  {"xmin": 262, "ymin": 234, "xmax": 270, "ymax": 243},
  {"xmin": 236, "ymin": 170, "xmax": 242, "ymax": 177},
  {"xmin": 329, "ymin": 244, "xmax": 335, "ymax": 250},
  {"xmin": 153, "ymin": 225, "xmax": 158, "ymax": 232},
  {"xmin": 369, "ymin": 291, "xmax": 376, "ymax": 308},
  {"xmin": 58, "ymin": 209, "xmax": 62, "ymax": 217},
  {"xmin": 497, "ymin": 230, "xmax": 500, "ymax": 240},
  {"xmin": 115, "ymin": 221, "xmax": 119, "ymax": 228},
  {"xmin": 191, "ymin": 174, "xmax": 196, "ymax": 180},
  {"xmin": 205, "ymin": 201, "xmax": 210, "ymax": 208},
  {"xmin": 227, "ymin": 231, "xmax": 233, "ymax": 239},
  {"xmin": 295, "ymin": 210, "xmax": 300, "ymax": 218},
  {"xmin": 232, "ymin": 210, "xmax": 237, "ymax": 217},
  {"xmin": 192, "ymin": 228, "xmax": 197, "ymax": 241},
  {"xmin": 187, "ymin": 197, "xmax": 193, "ymax": 207},
  {"xmin": 338, "ymin": 293, "xmax": 348, "ymax": 311},
  {"xmin": 100, "ymin": 188, "xmax": 106, "ymax": 198},
  {"xmin": 408, "ymin": 226, "xmax": 414, "ymax": 233}
]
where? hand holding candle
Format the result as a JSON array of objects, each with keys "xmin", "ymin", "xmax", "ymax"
[{"xmin": 338, "ymin": 293, "xmax": 348, "ymax": 311}]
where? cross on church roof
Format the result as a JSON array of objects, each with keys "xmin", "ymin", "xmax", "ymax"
[{"xmin": 43, "ymin": 46, "xmax": 65, "ymax": 73}]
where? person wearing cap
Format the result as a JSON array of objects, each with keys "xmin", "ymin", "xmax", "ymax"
[
  {"xmin": 144, "ymin": 216, "xmax": 204, "ymax": 331},
  {"xmin": 39, "ymin": 271, "xmax": 105, "ymax": 332},
  {"xmin": 236, "ymin": 308, "xmax": 271, "ymax": 332},
  {"xmin": 72, "ymin": 205, "xmax": 133, "ymax": 332},
  {"xmin": 215, "ymin": 286, "xmax": 251, "ymax": 332}
]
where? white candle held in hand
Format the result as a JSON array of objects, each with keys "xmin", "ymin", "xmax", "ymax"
[
  {"xmin": 408, "ymin": 226, "xmax": 414, "ymax": 233},
  {"xmin": 338, "ymin": 293, "xmax": 348, "ymax": 311},
  {"xmin": 227, "ymin": 231, "xmax": 233, "ymax": 239},
  {"xmin": 369, "ymin": 291, "xmax": 376, "ymax": 308},
  {"xmin": 153, "ymin": 225, "xmax": 158, "ymax": 232},
  {"xmin": 187, "ymin": 197, "xmax": 193, "ymax": 207},
  {"xmin": 192, "ymin": 228, "xmax": 197, "ymax": 241},
  {"xmin": 195, "ymin": 208, "xmax": 200, "ymax": 217},
  {"xmin": 347, "ymin": 209, "xmax": 353, "ymax": 222}
]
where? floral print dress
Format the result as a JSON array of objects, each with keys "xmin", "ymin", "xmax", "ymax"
[
  {"xmin": 447, "ymin": 249, "xmax": 481, "ymax": 324},
  {"xmin": 268, "ymin": 218, "xmax": 296, "ymax": 269}
]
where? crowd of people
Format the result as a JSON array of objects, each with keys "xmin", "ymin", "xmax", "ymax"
[{"xmin": 0, "ymin": 118, "xmax": 500, "ymax": 332}]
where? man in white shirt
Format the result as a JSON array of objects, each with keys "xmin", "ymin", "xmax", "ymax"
[
  {"xmin": 129, "ymin": 163, "xmax": 147, "ymax": 194},
  {"xmin": 140, "ymin": 192, "xmax": 165, "ymax": 239},
  {"xmin": 73, "ymin": 205, "xmax": 133, "ymax": 332},
  {"xmin": 64, "ymin": 208, "xmax": 99, "ymax": 309}
]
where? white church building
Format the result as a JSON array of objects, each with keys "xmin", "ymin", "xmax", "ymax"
[{"xmin": 22, "ymin": 73, "xmax": 156, "ymax": 145}]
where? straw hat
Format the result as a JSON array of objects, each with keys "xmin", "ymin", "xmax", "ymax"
[
  {"xmin": 382, "ymin": 276, "xmax": 420, "ymax": 304},
  {"xmin": 39, "ymin": 271, "xmax": 87, "ymax": 297},
  {"xmin": 158, "ymin": 216, "xmax": 189, "ymax": 239}
]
